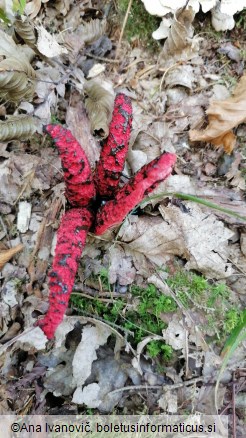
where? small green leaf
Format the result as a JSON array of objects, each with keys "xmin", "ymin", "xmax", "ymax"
[{"xmin": 0, "ymin": 8, "xmax": 10, "ymax": 23}]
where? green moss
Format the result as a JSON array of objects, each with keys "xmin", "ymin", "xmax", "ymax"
[
  {"xmin": 71, "ymin": 279, "xmax": 176, "ymax": 361},
  {"xmin": 71, "ymin": 267, "xmax": 243, "ymax": 357},
  {"xmin": 118, "ymin": 0, "xmax": 160, "ymax": 50},
  {"xmin": 166, "ymin": 270, "xmax": 244, "ymax": 340}
]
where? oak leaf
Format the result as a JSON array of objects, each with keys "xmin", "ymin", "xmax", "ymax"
[{"xmin": 189, "ymin": 73, "xmax": 246, "ymax": 154}]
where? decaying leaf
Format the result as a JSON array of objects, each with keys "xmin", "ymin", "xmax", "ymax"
[
  {"xmin": 189, "ymin": 73, "xmax": 246, "ymax": 154},
  {"xmin": 108, "ymin": 246, "xmax": 136, "ymax": 285},
  {"xmin": 158, "ymin": 7, "xmax": 200, "ymax": 67},
  {"xmin": 14, "ymin": 17, "xmax": 37, "ymax": 47},
  {"xmin": 78, "ymin": 18, "xmax": 106, "ymax": 45},
  {"xmin": 119, "ymin": 202, "xmax": 234, "ymax": 279},
  {"xmin": 0, "ymin": 29, "xmax": 36, "ymax": 102},
  {"xmin": 164, "ymin": 64, "xmax": 197, "ymax": 89},
  {"xmin": 17, "ymin": 201, "xmax": 32, "ymax": 233},
  {"xmin": 84, "ymin": 80, "xmax": 114, "ymax": 137},
  {"xmin": 36, "ymin": 25, "xmax": 68, "ymax": 58},
  {"xmin": 72, "ymin": 325, "xmax": 111, "ymax": 387},
  {"xmin": 0, "ymin": 244, "xmax": 23, "ymax": 270},
  {"xmin": 0, "ymin": 116, "xmax": 37, "ymax": 141},
  {"xmin": 25, "ymin": 0, "xmax": 48, "ymax": 19}
]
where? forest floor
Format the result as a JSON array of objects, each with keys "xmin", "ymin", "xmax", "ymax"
[{"xmin": 0, "ymin": 1, "xmax": 245, "ymax": 437}]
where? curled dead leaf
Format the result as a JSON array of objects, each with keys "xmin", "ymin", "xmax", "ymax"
[
  {"xmin": 14, "ymin": 17, "xmax": 37, "ymax": 47},
  {"xmin": 0, "ymin": 244, "xmax": 23, "ymax": 270},
  {"xmin": 0, "ymin": 29, "xmax": 36, "ymax": 103},
  {"xmin": 158, "ymin": 7, "xmax": 200, "ymax": 67},
  {"xmin": 84, "ymin": 81, "xmax": 114, "ymax": 138},
  {"xmin": 0, "ymin": 116, "xmax": 37, "ymax": 141},
  {"xmin": 189, "ymin": 73, "xmax": 246, "ymax": 154},
  {"xmin": 78, "ymin": 18, "xmax": 106, "ymax": 45}
]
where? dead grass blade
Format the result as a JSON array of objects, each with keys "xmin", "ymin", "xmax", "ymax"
[{"xmin": 0, "ymin": 243, "xmax": 24, "ymax": 270}]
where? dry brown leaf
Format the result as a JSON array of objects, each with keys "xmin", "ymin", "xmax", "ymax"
[
  {"xmin": 0, "ymin": 244, "xmax": 23, "ymax": 270},
  {"xmin": 189, "ymin": 73, "xmax": 246, "ymax": 154},
  {"xmin": 158, "ymin": 7, "xmax": 200, "ymax": 67}
]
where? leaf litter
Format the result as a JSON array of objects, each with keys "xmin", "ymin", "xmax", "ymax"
[{"xmin": 0, "ymin": 0, "xmax": 245, "ymax": 429}]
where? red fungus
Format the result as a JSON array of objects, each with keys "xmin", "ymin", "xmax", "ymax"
[
  {"xmin": 94, "ymin": 93, "xmax": 132, "ymax": 197},
  {"xmin": 94, "ymin": 152, "xmax": 177, "ymax": 235},
  {"xmin": 45, "ymin": 124, "xmax": 96, "ymax": 207},
  {"xmin": 36, "ymin": 208, "xmax": 93, "ymax": 339},
  {"xmin": 38, "ymin": 95, "xmax": 177, "ymax": 339}
]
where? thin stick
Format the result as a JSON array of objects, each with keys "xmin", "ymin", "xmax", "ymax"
[
  {"xmin": 84, "ymin": 52, "xmax": 120, "ymax": 64},
  {"xmin": 115, "ymin": 0, "xmax": 133, "ymax": 59},
  {"xmin": 108, "ymin": 376, "xmax": 204, "ymax": 395}
]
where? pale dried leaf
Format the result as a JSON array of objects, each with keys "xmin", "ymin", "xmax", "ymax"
[
  {"xmin": 189, "ymin": 73, "xmax": 246, "ymax": 153},
  {"xmin": 84, "ymin": 80, "xmax": 114, "ymax": 138},
  {"xmin": 162, "ymin": 318, "xmax": 187, "ymax": 350},
  {"xmin": 87, "ymin": 63, "xmax": 105, "ymax": 79},
  {"xmin": 0, "ymin": 28, "xmax": 20, "ymax": 57},
  {"xmin": 159, "ymin": 203, "xmax": 234, "ymax": 278},
  {"xmin": 19, "ymin": 327, "xmax": 48, "ymax": 350},
  {"xmin": 73, "ymin": 384, "xmax": 101, "ymax": 408},
  {"xmin": 25, "ymin": 0, "xmax": 44, "ymax": 19},
  {"xmin": 128, "ymin": 148, "xmax": 147, "ymax": 173},
  {"xmin": 108, "ymin": 246, "xmax": 136, "ymax": 285},
  {"xmin": 36, "ymin": 25, "xmax": 68, "ymax": 58},
  {"xmin": 158, "ymin": 391, "xmax": 178, "ymax": 413},
  {"xmin": 164, "ymin": 65, "xmax": 196, "ymax": 89},
  {"xmin": 17, "ymin": 201, "xmax": 32, "ymax": 233},
  {"xmin": 0, "ymin": 116, "xmax": 37, "ymax": 141},
  {"xmin": 119, "ymin": 215, "xmax": 187, "ymax": 267},
  {"xmin": 119, "ymin": 202, "xmax": 234, "ymax": 279},
  {"xmin": 0, "ymin": 244, "xmax": 23, "ymax": 271},
  {"xmin": 72, "ymin": 324, "xmax": 111, "ymax": 387},
  {"xmin": 0, "ymin": 152, "xmax": 59, "ymax": 205}
]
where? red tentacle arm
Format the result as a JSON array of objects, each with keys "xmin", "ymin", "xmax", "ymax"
[
  {"xmin": 36, "ymin": 208, "xmax": 93, "ymax": 339},
  {"xmin": 45, "ymin": 125, "xmax": 96, "ymax": 207},
  {"xmin": 94, "ymin": 153, "xmax": 177, "ymax": 235},
  {"xmin": 94, "ymin": 93, "xmax": 132, "ymax": 198}
]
